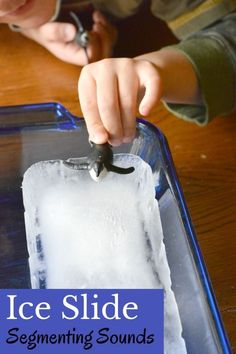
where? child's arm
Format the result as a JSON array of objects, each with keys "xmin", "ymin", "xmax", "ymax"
[
  {"xmin": 79, "ymin": 12, "xmax": 236, "ymax": 145},
  {"xmin": 78, "ymin": 48, "xmax": 201, "ymax": 146},
  {"xmin": 162, "ymin": 12, "xmax": 236, "ymax": 126}
]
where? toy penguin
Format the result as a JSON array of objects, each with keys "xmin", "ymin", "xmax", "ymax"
[
  {"xmin": 64, "ymin": 142, "xmax": 135, "ymax": 181},
  {"xmin": 70, "ymin": 11, "xmax": 89, "ymax": 62}
]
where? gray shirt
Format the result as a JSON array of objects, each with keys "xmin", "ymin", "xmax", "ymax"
[{"xmin": 93, "ymin": 0, "xmax": 203, "ymax": 21}]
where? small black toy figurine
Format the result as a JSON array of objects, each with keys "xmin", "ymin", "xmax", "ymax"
[
  {"xmin": 70, "ymin": 11, "xmax": 89, "ymax": 63},
  {"xmin": 63, "ymin": 142, "xmax": 135, "ymax": 181}
]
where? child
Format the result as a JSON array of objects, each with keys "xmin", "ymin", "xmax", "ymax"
[
  {"xmin": 77, "ymin": 0, "xmax": 236, "ymax": 145},
  {"xmin": 1, "ymin": 1, "xmax": 236, "ymax": 146}
]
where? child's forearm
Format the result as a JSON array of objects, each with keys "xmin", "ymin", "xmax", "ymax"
[{"xmin": 135, "ymin": 48, "xmax": 202, "ymax": 105}]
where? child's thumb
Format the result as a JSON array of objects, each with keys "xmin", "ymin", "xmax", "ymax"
[{"xmin": 39, "ymin": 22, "xmax": 76, "ymax": 42}]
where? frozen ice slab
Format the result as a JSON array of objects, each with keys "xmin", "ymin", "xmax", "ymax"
[{"xmin": 22, "ymin": 154, "xmax": 187, "ymax": 353}]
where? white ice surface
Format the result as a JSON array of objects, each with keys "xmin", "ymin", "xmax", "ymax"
[{"xmin": 22, "ymin": 154, "xmax": 187, "ymax": 354}]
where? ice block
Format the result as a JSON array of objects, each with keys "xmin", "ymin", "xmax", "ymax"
[{"xmin": 22, "ymin": 154, "xmax": 187, "ymax": 354}]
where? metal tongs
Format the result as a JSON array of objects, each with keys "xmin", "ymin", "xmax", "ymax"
[
  {"xmin": 70, "ymin": 11, "xmax": 89, "ymax": 63},
  {"xmin": 63, "ymin": 142, "xmax": 135, "ymax": 181}
]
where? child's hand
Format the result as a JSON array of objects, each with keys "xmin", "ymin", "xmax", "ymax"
[
  {"xmin": 21, "ymin": 11, "xmax": 117, "ymax": 66},
  {"xmin": 78, "ymin": 48, "xmax": 201, "ymax": 146},
  {"xmin": 78, "ymin": 58, "xmax": 162, "ymax": 146}
]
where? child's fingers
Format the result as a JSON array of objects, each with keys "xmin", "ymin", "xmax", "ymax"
[
  {"xmin": 79, "ymin": 67, "xmax": 108, "ymax": 144},
  {"xmin": 78, "ymin": 59, "xmax": 162, "ymax": 146},
  {"xmin": 38, "ymin": 22, "xmax": 76, "ymax": 42},
  {"xmin": 117, "ymin": 60, "xmax": 139, "ymax": 143},
  {"xmin": 92, "ymin": 22, "xmax": 113, "ymax": 58},
  {"xmin": 96, "ymin": 63, "xmax": 123, "ymax": 146},
  {"xmin": 136, "ymin": 60, "xmax": 162, "ymax": 116},
  {"xmin": 92, "ymin": 11, "xmax": 117, "ymax": 58},
  {"xmin": 22, "ymin": 22, "xmax": 76, "ymax": 44},
  {"xmin": 50, "ymin": 41, "xmax": 89, "ymax": 65},
  {"xmin": 92, "ymin": 10, "xmax": 109, "ymax": 26},
  {"xmin": 23, "ymin": 25, "xmax": 103, "ymax": 66},
  {"xmin": 85, "ymin": 31, "xmax": 105, "ymax": 62}
]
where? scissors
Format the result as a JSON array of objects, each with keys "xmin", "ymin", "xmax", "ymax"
[{"xmin": 63, "ymin": 142, "xmax": 135, "ymax": 182}]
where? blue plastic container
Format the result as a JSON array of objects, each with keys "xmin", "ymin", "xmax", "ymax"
[{"xmin": 0, "ymin": 102, "xmax": 231, "ymax": 353}]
